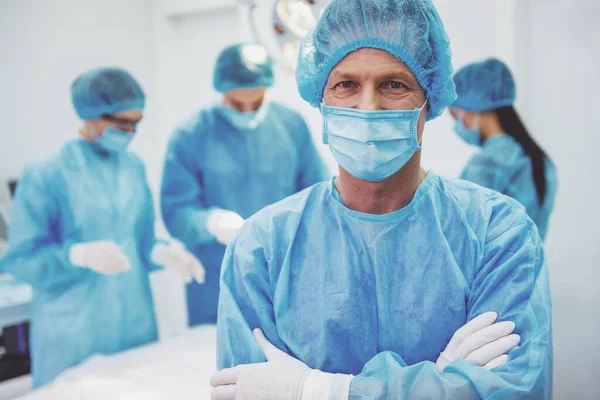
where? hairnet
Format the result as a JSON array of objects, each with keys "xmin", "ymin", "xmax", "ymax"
[
  {"xmin": 452, "ymin": 58, "xmax": 516, "ymax": 112},
  {"xmin": 213, "ymin": 43, "xmax": 274, "ymax": 93},
  {"xmin": 296, "ymin": 0, "xmax": 456, "ymax": 121},
  {"xmin": 71, "ymin": 67, "xmax": 145, "ymax": 120}
]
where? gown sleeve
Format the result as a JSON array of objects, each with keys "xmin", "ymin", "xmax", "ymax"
[
  {"xmin": 160, "ymin": 128, "xmax": 217, "ymax": 247},
  {"xmin": 460, "ymin": 154, "xmax": 509, "ymax": 194},
  {"xmin": 215, "ymin": 222, "xmax": 281, "ymax": 369},
  {"xmin": 348, "ymin": 216, "xmax": 552, "ymax": 399},
  {"xmin": 0, "ymin": 165, "xmax": 88, "ymax": 291}
]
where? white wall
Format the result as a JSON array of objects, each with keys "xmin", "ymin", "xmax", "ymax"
[
  {"xmin": 0, "ymin": 0, "xmax": 158, "ymax": 182},
  {"xmin": 522, "ymin": 1, "xmax": 600, "ymax": 397}
]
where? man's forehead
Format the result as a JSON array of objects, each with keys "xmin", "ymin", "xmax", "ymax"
[{"xmin": 226, "ymin": 88, "xmax": 266, "ymax": 103}]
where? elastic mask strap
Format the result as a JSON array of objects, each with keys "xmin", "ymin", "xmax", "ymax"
[
  {"xmin": 416, "ymin": 99, "xmax": 428, "ymax": 146},
  {"xmin": 321, "ymin": 102, "xmax": 329, "ymax": 145}
]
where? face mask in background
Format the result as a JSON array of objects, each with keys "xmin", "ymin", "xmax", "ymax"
[
  {"xmin": 93, "ymin": 126, "xmax": 135, "ymax": 152},
  {"xmin": 453, "ymin": 113, "xmax": 481, "ymax": 146},
  {"xmin": 218, "ymin": 99, "xmax": 270, "ymax": 131}
]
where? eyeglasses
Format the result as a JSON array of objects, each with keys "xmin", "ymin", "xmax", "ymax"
[{"xmin": 101, "ymin": 114, "xmax": 143, "ymax": 132}]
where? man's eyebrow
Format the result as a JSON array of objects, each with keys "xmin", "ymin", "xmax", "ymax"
[{"xmin": 327, "ymin": 70, "xmax": 358, "ymax": 82}]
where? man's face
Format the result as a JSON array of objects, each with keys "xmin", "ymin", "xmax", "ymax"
[
  {"xmin": 323, "ymin": 48, "xmax": 428, "ymax": 137},
  {"xmin": 89, "ymin": 109, "xmax": 144, "ymax": 135}
]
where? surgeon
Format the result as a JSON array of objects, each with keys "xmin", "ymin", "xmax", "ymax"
[
  {"xmin": 449, "ymin": 58, "xmax": 557, "ymax": 239},
  {"xmin": 160, "ymin": 43, "xmax": 329, "ymax": 326},
  {"xmin": 210, "ymin": 0, "xmax": 552, "ymax": 399},
  {"xmin": 0, "ymin": 67, "xmax": 204, "ymax": 388}
]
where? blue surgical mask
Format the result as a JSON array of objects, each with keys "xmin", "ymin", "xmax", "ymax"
[
  {"xmin": 453, "ymin": 115, "xmax": 480, "ymax": 146},
  {"xmin": 93, "ymin": 126, "xmax": 135, "ymax": 152},
  {"xmin": 218, "ymin": 100, "xmax": 270, "ymax": 131},
  {"xmin": 321, "ymin": 100, "xmax": 427, "ymax": 182}
]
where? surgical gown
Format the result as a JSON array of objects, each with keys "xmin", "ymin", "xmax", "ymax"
[
  {"xmin": 0, "ymin": 139, "xmax": 159, "ymax": 388},
  {"xmin": 217, "ymin": 172, "xmax": 552, "ymax": 399},
  {"xmin": 160, "ymin": 102, "xmax": 329, "ymax": 326},
  {"xmin": 461, "ymin": 134, "xmax": 557, "ymax": 239}
]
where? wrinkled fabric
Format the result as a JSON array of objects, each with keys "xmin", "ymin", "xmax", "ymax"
[
  {"xmin": 0, "ymin": 139, "xmax": 159, "ymax": 388},
  {"xmin": 213, "ymin": 43, "xmax": 274, "ymax": 93},
  {"xmin": 296, "ymin": 0, "xmax": 456, "ymax": 120},
  {"xmin": 452, "ymin": 58, "xmax": 516, "ymax": 112},
  {"xmin": 461, "ymin": 134, "xmax": 557, "ymax": 240},
  {"xmin": 160, "ymin": 103, "xmax": 329, "ymax": 326},
  {"xmin": 71, "ymin": 67, "xmax": 145, "ymax": 120},
  {"xmin": 217, "ymin": 172, "xmax": 552, "ymax": 399}
]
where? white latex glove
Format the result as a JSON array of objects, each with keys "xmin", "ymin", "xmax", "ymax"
[
  {"xmin": 69, "ymin": 240, "xmax": 130, "ymax": 275},
  {"xmin": 206, "ymin": 209, "xmax": 244, "ymax": 246},
  {"xmin": 150, "ymin": 242, "xmax": 205, "ymax": 284},
  {"xmin": 210, "ymin": 329, "xmax": 353, "ymax": 400},
  {"xmin": 436, "ymin": 311, "xmax": 520, "ymax": 372}
]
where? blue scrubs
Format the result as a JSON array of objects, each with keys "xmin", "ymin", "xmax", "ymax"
[
  {"xmin": 160, "ymin": 102, "xmax": 329, "ymax": 325},
  {"xmin": 217, "ymin": 172, "xmax": 552, "ymax": 398},
  {"xmin": 0, "ymin": 139, "xmax": 159, "ymax": 387},
  {"xmin": 461, "ymin": 134, "xmax": 557, "ymax": 239}
]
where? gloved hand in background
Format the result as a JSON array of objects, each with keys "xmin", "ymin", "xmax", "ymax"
[
  {"xmin": 69, "ymin": 240, "xmax": 130, "ymax": 275},
  {"xmin": 151, "ymin": 242, "xmax": 205, "ymax": 284},
  {"xmin": 207, "ymin": 209, "xmax": 244, "ymax": 246}
]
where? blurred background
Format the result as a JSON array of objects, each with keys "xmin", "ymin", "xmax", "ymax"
[{"xmin": 0, "ymin": 0, "xmax": 598, "ymax": 398}]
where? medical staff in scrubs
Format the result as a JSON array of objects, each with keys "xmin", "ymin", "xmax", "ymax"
[
  {"xmin": 160, "ymin": 43, "xmax": 329, "ymax": 326},
  {"xmin": 210, "ymin": 1, "xmax": 552, "ymax": 399},
  {"xmin": 449, "ymin": 58, "xmax": 557, "ymax": 239},
  {"xmin": 0, "ymin": 67, "xmax": 204, "ymax": 388}
]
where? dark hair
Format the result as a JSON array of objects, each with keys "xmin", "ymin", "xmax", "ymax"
[{"xmin": 494, "ymin": 106, "xmax": 549, "ymax": 205}]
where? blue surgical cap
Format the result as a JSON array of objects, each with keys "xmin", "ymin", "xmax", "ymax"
[
  {"xmin": 452, "ymin": 58, "xmax": 516, "ymax": 112},
  {"xmin": 213, "ymin": 43, "xmax": 274, "ymax": 93},
  {"xmin": 71, "ymin": 67, "xmax": 145, "ymax": 120},
  {"xmin": 296, "ymin": 0, "xmax": 456, "ymax": 121}
]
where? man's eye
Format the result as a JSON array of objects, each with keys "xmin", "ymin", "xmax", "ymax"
[
  {"xmin": 338, "ymin": 81, "xmax": 356, "ymax": 89},
  {"xmin": 387, "ymin": 81, "xmax": 405, "ymax": 89}
]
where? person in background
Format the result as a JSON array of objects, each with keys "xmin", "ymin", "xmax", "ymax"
[
  {"xmin": 449, "ymin": 58, "xmax": 557, "ymax": 239},
  {"xmin": 0, "ymin": 67, "xmax": 204, "ymax": 388},
  {"xmin": 160, "ymin": 43, "xmax": 329, "ymax": 326},
  {"xmin": 210, "ymin": 0, "xmax": 552, "ymax": 398}
]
